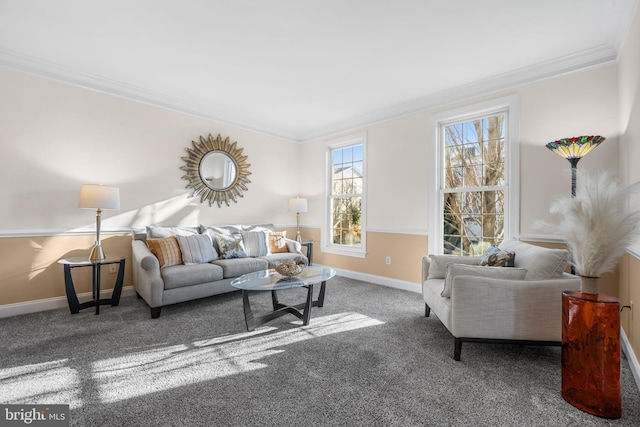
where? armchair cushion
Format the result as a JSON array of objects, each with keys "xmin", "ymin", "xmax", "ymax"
[
  {"xmin": 442, "ymin": 264, "xmax": 528, "ymax": 298},
  {"xmin": 427, "ymin": 255, "xmax": 482, "ymax": 279},
  {"xmin": 498, "ymin": 239, "xmax": 569, "ymax": 280}
]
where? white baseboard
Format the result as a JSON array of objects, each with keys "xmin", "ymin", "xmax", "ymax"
[
  {"xmin": 0, "ymin": 286, "xmax": 136, "ymax": 318},
  {"xmin": 324, "ymin": 264, "xmax": 422, "ymax": 293},
  {"xmin": 621, "ymin": 328, "xmax": 640, "ymax": 392}
]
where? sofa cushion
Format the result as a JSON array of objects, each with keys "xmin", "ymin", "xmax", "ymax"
[
  {"xmin": 177, "ymin": 234, "xmax": 218, "ymax": 264},
  {"xmin": 146, "ymin": 226, "xmax": 200, "ymax": 239},
  {"xmin": 442, "ymin": 264, "xmax": 528, "ymax": 298},
  {"xmin": 427, "ymin": 255, "xmax": 482, "ymax": 279},
  {"xmin": 480, "ymin": 245, "xmax": 515, "ymax": 267},
  {"xmin": 269, "ymin": 231, "xmax": 289, "ymax": 254},
  {"xmin": 146, "ymin": 236, "xmax": 183, "ymax": 268},
  {"xmin": 498, "ymin": 239, "xmax": 569, "ymax": 280},
  {"xmin": 214, "ymin": 233, "xmax": 247, "ymax": 259},
  {"xmin": 241, "ymin": 230, "xmax": 269, "ymax": 257},
  {"xmin": 212, "ymin": 258, "xmax": 269, "ymax": 279},
  {"xmin": 161, "ymin": 263, "xmax": 224, "ymax": 290}
]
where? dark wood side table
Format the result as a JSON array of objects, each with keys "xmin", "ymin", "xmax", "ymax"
[
  {"xmin": 562, "ymin": 290, "xmax": 621, "ymax": 419},
  {"xmin": 58, "ymin": 256, "xmax": 126, "ymax": 315},
  {"xmin": 300, "ymin": 241, "xmax": 313, "ymax": 265}
]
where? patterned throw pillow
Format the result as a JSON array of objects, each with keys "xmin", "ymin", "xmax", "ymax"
[
  {"xmin": 480, "ymin": 245, "xmax": 515, "ymax": 267},
  {"xmin": 240, "ymin": 230, "xmax": 269, "ymax": 257},
  {"xmin": 215, "ymin": 233, "xmax": 247, "ymax": 259},
  {"xmin": 146, "ymin": 236, "xmax": 183, "ymax": 268},
  {"xmin": 177, "ymin": 234, "xmax": 218, "ymax": 264},
  {"xmin": 268, "ymin": 231, "xmax": 289, "ymax": 254}
]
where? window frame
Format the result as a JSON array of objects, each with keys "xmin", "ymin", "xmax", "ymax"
[
  {"xmin": 322, "ymin": 132, "xmax": 367, "ymax": 258},
  {"xmin": 428, "ymin": 95, "xmax": 520, "ymax": 255}
]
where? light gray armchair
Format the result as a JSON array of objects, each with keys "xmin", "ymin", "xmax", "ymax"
[{"xmin": 422, "ymin": 239, "xmax": 581, "ymax": 360}]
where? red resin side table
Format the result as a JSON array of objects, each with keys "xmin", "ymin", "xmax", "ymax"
[{"xmin": 561, "ymin": 290, "xmax": 621, "ymax": 419}]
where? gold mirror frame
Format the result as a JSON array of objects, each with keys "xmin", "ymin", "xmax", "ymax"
[{"xmin": 181, "ymin": 133, "xmax": 251, "ymax": 207}]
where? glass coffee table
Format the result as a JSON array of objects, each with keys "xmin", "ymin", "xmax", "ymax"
[{"xmin": 231, "ymin": 266, "xmax": 336, "ymax": 331}]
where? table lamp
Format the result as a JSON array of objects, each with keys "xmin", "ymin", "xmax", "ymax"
[
  {"xmin": 78, "ymin": 184, "xmax": 120, "ymax": 260},
  {"xmin": 288, "ymin": 197, "xmax": 308, "ymax": 243}
]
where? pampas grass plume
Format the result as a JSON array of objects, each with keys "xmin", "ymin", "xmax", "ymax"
[{"xmin": 535, "ymin": 170, "xmax": 640, "ymax": 277}]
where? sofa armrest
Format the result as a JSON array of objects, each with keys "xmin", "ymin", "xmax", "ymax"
[
  {"xmin": 284, "ymin": 238, "xmax": 304, "ymax": 256},
  {"xmin": 131, "ymin": 240, "xmax": 164, "ymax": 307},
  {"xmin": 422, "ymin": 256, "xmax": 431, "ymax": 283},
  {"xmin": 449, "ymin": 274, "xmax": 581, "ymax": 341}
]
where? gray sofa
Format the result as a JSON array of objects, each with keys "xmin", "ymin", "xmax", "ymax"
[
  {"xmin": 422, "ymin": 239, "xmax": 581, "ymax": 360},
  {"xmin": 131, "ymin": 224, "xmax": 307, "ymax": 318}
]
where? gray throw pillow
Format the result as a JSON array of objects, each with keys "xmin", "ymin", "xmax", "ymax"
[
  {"xmin": 240, "ymin": 230, "xmax": 269, "ymax": 257},
  {"xmin": 441, "ymin": 264, "xmax": 528, "ymax": 298},
  {"xmin": 427, "ymin": 255, "xmax": 482, "ymax": 279},
  {"xmin": 177, "ymin": 234, "xmax": 218, "ymax": 264}
]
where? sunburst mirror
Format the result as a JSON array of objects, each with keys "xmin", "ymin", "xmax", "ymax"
[{"xmin": 181, "ymin": 133, "xmax": 251, "ymax": 207}]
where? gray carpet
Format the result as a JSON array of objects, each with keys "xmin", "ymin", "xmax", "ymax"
[{"xmin": 1, "ymin": 276, "xmax": 639, "ymax": 426}]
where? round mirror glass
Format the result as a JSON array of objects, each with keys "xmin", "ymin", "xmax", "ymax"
[{"xmin": 199, "ymin": 151, "xmax": 237, "ymax": 190}]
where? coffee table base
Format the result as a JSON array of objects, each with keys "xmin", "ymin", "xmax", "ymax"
[{"xmin": 241, "ymin": 281, "xmax": 326, "ymax": 331}]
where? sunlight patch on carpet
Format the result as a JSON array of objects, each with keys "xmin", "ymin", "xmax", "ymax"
[
  {"xmin": 0, "ymin": 359, "xmax": 80, "ymax": 408},
  {"xmin": 95, "ymin": 312, "xmax": 384, "ymax": 403}
]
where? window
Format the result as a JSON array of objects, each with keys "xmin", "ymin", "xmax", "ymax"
[
  {"xmin": 323, "ymin": 133, "xmax": 366, "ymax": 257},
  {"xmin": 428, "ymin": 96, "xmax": 519, "ymax": 255}
]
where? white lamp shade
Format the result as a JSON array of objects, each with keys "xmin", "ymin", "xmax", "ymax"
[
  {"xmin": 78, "ymin": 184, "xmax": 121, "ymax": 209},
  {"xmin": 288, "ymin": 197, "xmax": 308, "ymax": 213}
]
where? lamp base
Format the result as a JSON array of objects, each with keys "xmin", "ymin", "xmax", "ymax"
[
  {"xmin": 296, "ymin": 231, "xmax": 303, "ymax": 243},
  {"xmin": 89, "ymin": 244, "xmax": 106, "ymax": 261}
]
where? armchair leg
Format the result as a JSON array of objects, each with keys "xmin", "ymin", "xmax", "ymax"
[
  {"xmin": 425, "ymin": 303, "xmax": 431, "ymax": 318},
  {"xmin": 454, "ymin": 339, "xmax": 462, "ymax": 361}
]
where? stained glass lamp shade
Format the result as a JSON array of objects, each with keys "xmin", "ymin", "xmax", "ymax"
[{"xmin": 545, "ymin": 135, "xmax": 605, "ymax": 196}]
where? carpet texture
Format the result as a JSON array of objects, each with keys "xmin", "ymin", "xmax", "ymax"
[{"xmin": 1, "ymin": 276, "xmax": 639, "ymax": 426}]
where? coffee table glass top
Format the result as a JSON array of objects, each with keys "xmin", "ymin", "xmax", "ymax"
[{"xmin": 231, "ymin": 266, "xmax": 336, "ymax": 291}]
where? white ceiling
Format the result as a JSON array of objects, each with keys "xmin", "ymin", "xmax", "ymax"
[{"xmin": 0, "ymin": 0, "xmax": 636, "ymax": 142}]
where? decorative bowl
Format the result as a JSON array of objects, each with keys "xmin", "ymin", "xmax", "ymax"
[{"xmin": 274, "ymin": 260, "xmax": 306, "ymax": 277}]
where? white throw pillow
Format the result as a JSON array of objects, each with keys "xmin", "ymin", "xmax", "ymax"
[
  {"xmin": 176, "ymin": 234, "xmax": 218, "ymax": 264},
  {"xmin": 441, "ymin": 263, "xmax": 528, "ymax": 298},
  {"xmin": 427, "ymin": 255, "xmax": 482, "ymax": 279},
  {"xmin": 498, "ymin": 239, "xmax": 569, "ymax": 280}
]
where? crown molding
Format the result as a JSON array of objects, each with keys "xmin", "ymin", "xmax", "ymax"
[
  {"xmin": 0, "ymin": 48, "xmax": 299, "ymax": 143},
  {"xmin": 301, "ymin": 44, "xmax": 618, "ymax": 142},
  {"xmin": 0, "ymin": 44, "xmax": 618, "ymax": 143}
]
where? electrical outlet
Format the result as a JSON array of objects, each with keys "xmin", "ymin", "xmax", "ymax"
[
  {"xmin": 385, "ymin": 256, "xmax": 391, "ymax": 265},
  {"xmin": 108, "ymin": 264, "xmax": 118, "ymax": 274}
]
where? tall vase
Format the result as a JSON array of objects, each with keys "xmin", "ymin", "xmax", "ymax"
[
  {"xmin": 562, "ymin": 290, "xmax": 621, "ymax": 418},
  {"xmin": 579, "ymin": 275, "xmax": 600, "ymax": 294}
]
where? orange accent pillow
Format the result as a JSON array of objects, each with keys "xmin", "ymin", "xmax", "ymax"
[
  {"xmin": 268, "ymin": 231, "xmax": 289, "ymax": 254},
  {"xmin": 146, "ymin": 236, "xmax": 183, "ymax": 268}
]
